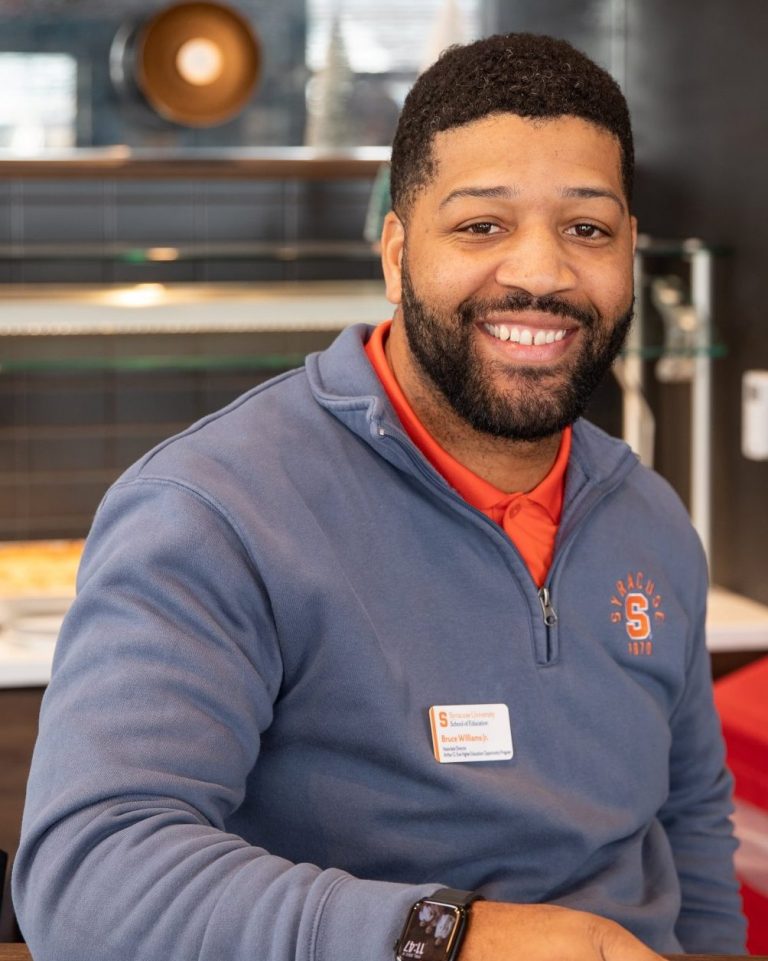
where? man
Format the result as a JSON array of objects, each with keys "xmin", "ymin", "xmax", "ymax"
[{"xmin": 14, "ymin": 33, "xmax": 745, "ymax": 961}]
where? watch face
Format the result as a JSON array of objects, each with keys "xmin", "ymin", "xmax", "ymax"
[{"xmin": 397, "ymin": 902, "xmax": 462, "ymax": 961}]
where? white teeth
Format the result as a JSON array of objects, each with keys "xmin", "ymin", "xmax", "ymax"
[{"xmin": 483, "ymin": 323, "xmax": 568, "ymax": 345}]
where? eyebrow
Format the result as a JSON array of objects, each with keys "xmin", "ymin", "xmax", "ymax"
[
  {"xmin": 438, "ymin": 184, "xmax": 626, "ymax": 213},
  {"xmin": 438, "ymin": 185, "xmax": 520, "ymax": 208},
  {"xmin": 560, "ymin": 186, "xmax": 626, "ymax": 213}
]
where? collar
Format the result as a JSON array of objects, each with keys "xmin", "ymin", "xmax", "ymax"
[{"xmin": 365, "ymin": 321, "xmax": 571, "ymax": 521}]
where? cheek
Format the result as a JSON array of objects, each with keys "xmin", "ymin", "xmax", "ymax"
[
  {"xmin": 410, "ymin": 252, "xmax": 492, "ymax": 308},
  {"xmin": 582, "ymin": 261, "xmax": 633, "ymax": 316}
]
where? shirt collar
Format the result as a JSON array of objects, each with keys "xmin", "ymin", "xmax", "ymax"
[{"xmin": 365, "ymin": 321, "xmax": 571, "ymax": 521}]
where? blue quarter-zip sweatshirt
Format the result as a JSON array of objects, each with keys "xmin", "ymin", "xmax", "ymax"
[{"xmin": 13, "ymin": 324, "xmax": 745, "ymax": 960}]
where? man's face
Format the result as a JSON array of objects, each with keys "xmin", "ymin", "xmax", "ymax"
[{"xmin": 382, "ymin": 113, "xmax": 637, "ymax": 441}]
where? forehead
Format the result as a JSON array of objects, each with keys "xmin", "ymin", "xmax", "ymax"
[{"xmin": 425, "ymin": 113, "xmax": 625, "ymax": 203}]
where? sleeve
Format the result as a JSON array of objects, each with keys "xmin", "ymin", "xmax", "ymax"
[
  {"xmin": 12, "ymin": 477, "xmax": 438, "ymax": 961},
  {"xmin": 659, "ymin": 544, "xmax": 747, "ymax": 953}
]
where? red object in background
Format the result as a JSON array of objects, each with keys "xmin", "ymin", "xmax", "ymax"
[
  {"xmin": 715, "ymin": 656, "xmax": 768, "ymax": 953},
  {"xmin": 741, "ymin": 884, "xmax": 768, "ymax": 952}
]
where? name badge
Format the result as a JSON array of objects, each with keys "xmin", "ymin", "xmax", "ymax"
[{"xmin": 428, "ymin": 703, "xmax": 514, "ymax": 763}]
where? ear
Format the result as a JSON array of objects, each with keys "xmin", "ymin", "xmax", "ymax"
[
  {"xmin": 380, "ymin": 211, "xmax": 405, "ymax": 305},
  {"xmin": 630, "ymin": 214, "xmax": 638, "ymax": 256}
]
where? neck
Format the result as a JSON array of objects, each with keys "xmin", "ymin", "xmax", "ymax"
[{"xmin": 385, "ymin": 322, "xmax": 563, "ymax": 493}]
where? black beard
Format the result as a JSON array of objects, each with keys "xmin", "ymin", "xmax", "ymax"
[{"xmin": 400, "ymin": 262, "xmax": 633, "ymax": 442}]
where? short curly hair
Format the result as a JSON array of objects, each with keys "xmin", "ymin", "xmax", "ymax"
[{"xmin": 390, "ymin": 32, "xmax": 634, "ymax": 217}]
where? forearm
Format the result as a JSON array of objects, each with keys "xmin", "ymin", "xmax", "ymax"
[
  {"xmin": 14, "ymin": 807, "xmax": 435, "ymax": 961},
  {"xmin": 459, "ymin": 902, "xmax": 663, "ymax": 961}
]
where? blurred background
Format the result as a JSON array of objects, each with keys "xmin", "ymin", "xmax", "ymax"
[
  {"xmin": 0, "ymin": 0, "xmax": 765, "ymax": 599},
  {"xmin": 1, "ymin": 0, "xmax": 768, "ymax": 948}
]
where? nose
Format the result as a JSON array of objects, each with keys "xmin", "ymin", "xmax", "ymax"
[{"xmin": 493, "ymin": 225, "xmax": 577, "ymax": 297}]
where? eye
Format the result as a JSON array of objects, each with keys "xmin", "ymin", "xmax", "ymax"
[
  {"xmin": 567, "ymin": 222, "xmax": 608, "ymax": 240},
  {"xmin": 460, "ymin": 221, "xmax": 503, "ymax": 236}
]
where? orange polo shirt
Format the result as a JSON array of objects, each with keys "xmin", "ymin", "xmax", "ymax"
[{"xmin": 365, "ymin": 322, "xmax": 571, "ymax": 587}]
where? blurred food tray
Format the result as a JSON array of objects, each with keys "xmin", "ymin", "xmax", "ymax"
[
  {"xmin": 0, "ymin": 539, "xmax": 82, "ymax": 598},
  {"xmin": 0, "ymin": 539, "xmax": 82, "ymax": 687}
]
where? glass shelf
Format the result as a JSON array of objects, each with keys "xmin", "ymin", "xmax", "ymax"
[
  {"xmin": 0, "ymin": 148, "xmax": 391, "ymax": 181},
  {"xmin": 0, "ymin": 240, "xmax": 378, "ymax": 263},
  {"xmin": 0, "ymin": 353, "xmax": 307, "ymax": 374},
  {"xmin": 623, "ymin": 343, "xmax": 727, "ymax": 360},
  {"xmin": 636, "ymin": 235, "xmax": 731, "ymax": 258}
]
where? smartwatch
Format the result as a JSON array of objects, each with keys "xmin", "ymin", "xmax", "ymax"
[{"xmin": 394, "ymin": 887, "xmax": 483, "ymax": 961}]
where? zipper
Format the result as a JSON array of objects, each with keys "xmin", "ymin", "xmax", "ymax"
[{"xmin": 538, "ymin": 586, "xmax": 558, "ymax": 627}]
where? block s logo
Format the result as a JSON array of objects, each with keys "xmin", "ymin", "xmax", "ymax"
[{"xmin": 624, "ymin": 592, "xmax": 651, "ymax": 640}]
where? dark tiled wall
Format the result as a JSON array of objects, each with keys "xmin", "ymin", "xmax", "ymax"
[
  {"xmin": 0, "ymin": 174, "xmax": 381, "ymax": 539},
  {"xmin": 0, "ymin": 366, "xmax": 288, "ymax": 539},
  {"xmin": 0, "ymin": 176, "xmax": 381, "ymax": 284},
  {"xmin": 0, "ymin": 327, "xmax": 346, "ymax": 540}
]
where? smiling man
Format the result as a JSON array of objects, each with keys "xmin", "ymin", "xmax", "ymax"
[{"xmin": 14, "ymin": 33, "xmax": 745, "ymax": 961}]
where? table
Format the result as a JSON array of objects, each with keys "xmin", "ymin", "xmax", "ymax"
[{"xmin": 2, "ymin": 951, "xmax": 764, "ymax": 960}]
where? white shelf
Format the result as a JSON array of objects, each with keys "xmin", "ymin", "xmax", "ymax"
[{"xmin": 0, "ymin": 281, "xmax": 390, "ymax": 336}]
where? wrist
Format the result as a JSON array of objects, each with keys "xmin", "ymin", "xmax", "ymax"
[{"xmin": 394, "ymin": 888, "xmax": 483, "ymax": 961}]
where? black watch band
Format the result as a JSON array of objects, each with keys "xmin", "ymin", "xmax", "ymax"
[
  {"xmin": 428, "ymin": 888, "xmax": 481, "ymax": 908},
  {"xmin": 394, "ymin": 887, "xmax": 483, "ymax": 961}
]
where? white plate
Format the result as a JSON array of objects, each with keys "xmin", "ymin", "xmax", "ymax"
[
  {"xmin": 3, "ymin": 626, "xmax": 60, "ymax": 651},
  {"xmin": 0, "ymin": 595, "xmax": 72, "ymax": 619},
  {"xmin": 0, "ymin": 596, "xmax": 72, "ymax": 650}
]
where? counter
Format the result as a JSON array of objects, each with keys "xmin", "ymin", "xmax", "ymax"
[
  {"xmin": 2, "ymin": 539, "xmax": 768, "ymax": 688},
  {"xmin": 705, "ymin": 586, "xmax": 768, "ymax": 651},
  {"xmin": 0, "ymin": 950, "xmax": 763, "ymax": 961}
]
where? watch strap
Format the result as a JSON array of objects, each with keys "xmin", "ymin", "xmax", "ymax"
[{"xmin": 429, "ymin": 887, "xmax": 483, "ymax": 908}]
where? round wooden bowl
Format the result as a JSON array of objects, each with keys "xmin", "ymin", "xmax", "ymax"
[{"xmin": 136, "ymin": 1, "xmax": 261, "ymax": 127}]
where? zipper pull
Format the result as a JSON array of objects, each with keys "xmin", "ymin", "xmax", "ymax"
[{"xmin": 538, "ymin": 587, "xmax": 558, "ymax": 627}]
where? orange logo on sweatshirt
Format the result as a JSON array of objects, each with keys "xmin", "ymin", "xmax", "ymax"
[{"xmin": 610, "ymin": 571, "xmax": 665, "ymax": 656}]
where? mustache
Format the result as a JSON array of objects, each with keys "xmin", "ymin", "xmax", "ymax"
[{"xmin": 460, "ymin": 292, "xmax": 599, "ymax": 329}]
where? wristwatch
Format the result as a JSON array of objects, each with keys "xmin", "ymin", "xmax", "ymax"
[{"xmin": 394, "ymin": 887, "xmax": 483, "ymax": 961}]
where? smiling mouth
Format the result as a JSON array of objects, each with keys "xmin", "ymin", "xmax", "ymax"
[{"xmin": 482, "ymin": 322, "xmax": 570, "ymax": 346}]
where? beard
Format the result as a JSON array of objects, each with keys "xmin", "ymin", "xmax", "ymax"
[{"xmin": 400, "ymin": 260, "xmax": 633, "ymax": 442}]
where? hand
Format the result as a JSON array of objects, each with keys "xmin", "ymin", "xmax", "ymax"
[{"xmin": 459, "ymin": 901, "xmax": 664, "ymax": 961}]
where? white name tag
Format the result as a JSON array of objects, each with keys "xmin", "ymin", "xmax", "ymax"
[{"xmin": 428, "ymin": 703, "xmax": 514, "ymax": 763}]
